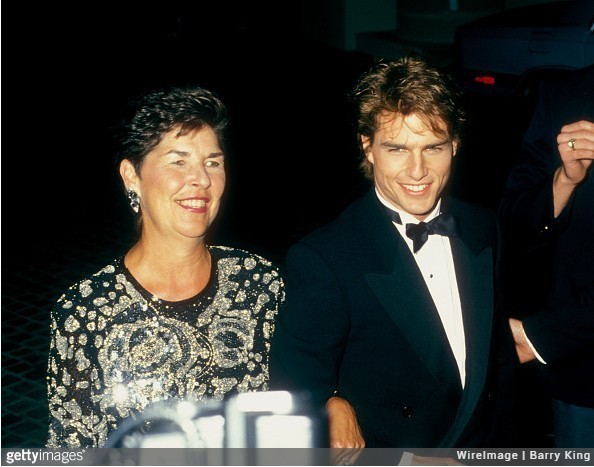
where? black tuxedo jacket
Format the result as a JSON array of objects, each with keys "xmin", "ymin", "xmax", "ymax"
[
  {"xmin": 270, "ymin": 190, "xmax": 514, "ymax": 447},
  {"xmin": 499, "ymin": 65, "xmax": 594, "ymax": 408}
]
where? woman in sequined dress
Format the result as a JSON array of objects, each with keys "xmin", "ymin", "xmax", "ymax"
[{"xmin": 46, "ymin": 86, "xmax": 285, "ymax": 448}]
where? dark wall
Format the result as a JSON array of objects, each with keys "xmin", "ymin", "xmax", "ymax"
[
  {"xmin": 6, "ymin": 2, "xmax": 536, "ymax": 263},
  {"xmin": 7, "ymin": 3, "xmax": 376, "ymax": 265}
]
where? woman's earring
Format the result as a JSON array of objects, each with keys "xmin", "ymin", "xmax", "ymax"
[{"xmin": 127, "ymin": 189, "xmax": 140, "ymax": 213}]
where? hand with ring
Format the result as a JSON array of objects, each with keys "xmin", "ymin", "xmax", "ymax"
[{"xmin": 556, "ymin": 120, "xmax": 594, "ymax": 186}]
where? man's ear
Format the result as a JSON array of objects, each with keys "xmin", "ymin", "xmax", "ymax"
[
  {"xmin": 119, "ymin": 159, "xmax": 139, "ymax": 193},
  {"xmin": 361, "ymin": 135, "xmax": 373, "ymax": 163}
]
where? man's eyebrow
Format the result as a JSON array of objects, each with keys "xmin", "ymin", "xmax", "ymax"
[
  {"xmin": 380, "ymin": 139, "xmax": 451, "ymax": 149},
  {"xmin": 381, "ymin": 141, "xmax": 406, "ymax": 148},
  {"xmin": 425, "ymin": 139, "xmax": 451, "ymax": 148}
]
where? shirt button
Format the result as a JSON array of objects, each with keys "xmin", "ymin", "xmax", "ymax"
[{"xmin": 401, "ymin": 406, "xmax": 414, "ymax": 418}]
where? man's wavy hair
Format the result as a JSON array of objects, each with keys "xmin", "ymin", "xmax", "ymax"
[{"xmin": 351, "ymin": 55, "xmax": 466, "ymax": 180}]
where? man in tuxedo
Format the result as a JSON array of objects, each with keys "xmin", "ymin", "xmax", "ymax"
[
  {"xmin": 499, "ymin": 64, "xmax": 594, "ymax": 447},
  {"xmin": 270, "ymin": 56, "xmax": 515, "ymax": 457}
]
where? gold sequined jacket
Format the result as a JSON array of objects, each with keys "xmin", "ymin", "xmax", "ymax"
[{"xmin": 46, "ymin": 246, "xmax": 285, "ymax": 448}]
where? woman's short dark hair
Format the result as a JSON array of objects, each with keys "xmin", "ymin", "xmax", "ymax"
[{"xmin": 113, "ymin": 86, "xmax": 229, "ymax": 174}]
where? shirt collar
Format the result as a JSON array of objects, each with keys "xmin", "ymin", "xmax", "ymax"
[{"xmin": 375, "ymin": 187, "xmax": 442, "ymax": 225}]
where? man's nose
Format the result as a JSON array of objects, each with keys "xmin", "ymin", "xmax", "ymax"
[{"xmin": 407, "ymin": 153, "xmax": 427, "ymax": 180}]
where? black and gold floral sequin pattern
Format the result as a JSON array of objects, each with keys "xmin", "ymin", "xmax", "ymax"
[{"xmin": 46, "ymin": 246, "xmax": 284, "ymax": 448}]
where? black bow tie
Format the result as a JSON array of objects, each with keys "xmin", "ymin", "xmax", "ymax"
[{"xmin": 383, "ymin": 205, "xmax": 459, "ymax": 253}]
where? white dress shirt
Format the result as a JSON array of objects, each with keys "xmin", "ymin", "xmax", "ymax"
[{"xmin": 376, "ymin": 190, "xmax": 466, "ymax": 387}]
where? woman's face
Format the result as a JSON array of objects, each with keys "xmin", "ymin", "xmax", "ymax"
[{"xmin": 121, "ymin": 125, "xmax": 226, "ymax": 242}]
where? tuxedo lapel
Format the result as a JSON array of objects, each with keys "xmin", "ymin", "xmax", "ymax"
[
  {"xmin": 439, "ymin": 202, "xmax": 495, "ymax": 447},
  {"xmin": 360, "ymin": 192, "xmax": 462, "ymax": 407},
  {"xmin": 366, "ymin": 262, "xmax": 463, "ymax": 409},
  {"xmin": 359, "ymin": 193, "xmax": 497, "ymax": 445}
]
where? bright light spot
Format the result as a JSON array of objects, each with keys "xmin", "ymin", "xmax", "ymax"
[
  {"xmin": 474, "ymin": 75, "xmax": 496, "ymax": 85},
  {"xmin": 112, "ymin": 384, "xmax": 128, "ymax": 403}
]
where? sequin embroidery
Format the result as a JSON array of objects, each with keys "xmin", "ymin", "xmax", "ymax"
[{"xmin": 46, "ymin": 246, "xmax": 284, "ymax": 448}]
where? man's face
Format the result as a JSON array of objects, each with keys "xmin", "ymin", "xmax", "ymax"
[{"xmin": 362, "ymin": 113, "xmax": 457, "ymax": 221}]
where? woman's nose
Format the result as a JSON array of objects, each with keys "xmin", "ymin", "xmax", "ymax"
[{"xmin": 189, "ymin": 165, "xmax": 211, "ymax": 188}]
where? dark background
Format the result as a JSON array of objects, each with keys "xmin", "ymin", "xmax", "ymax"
[
  {"xmin": 6, "ymin": 2, "xmax": 537, "ymax": 264},
  {"xmin": 2, "ymin": 1, "xmax": 550, "ymax": 448},
  {"xmin": 7, "ymin": 3, "xmax": 378, "ymax": 266}
]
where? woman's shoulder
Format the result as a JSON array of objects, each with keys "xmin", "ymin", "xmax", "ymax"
[
  {"xmin": 54, "ymin": 256, "xmax": 126, "ymax": 306},
  {"xmin": 209, "ymin": 245, "xmax": 281, "ymax": 272},
  {"xmin": 209, "ymin": 245, "xmax": 285, "ymax": 299}
]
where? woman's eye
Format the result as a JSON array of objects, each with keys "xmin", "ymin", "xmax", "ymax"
[
  {"xmin": 205, "ymin": 160, "xmax": 221, "ymax": 168},
  {"xmin": 172, "ymin": 159, "xmax": 186, "ymax": 166}
]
